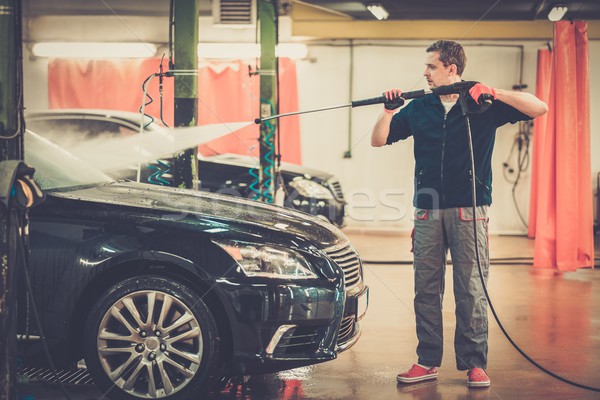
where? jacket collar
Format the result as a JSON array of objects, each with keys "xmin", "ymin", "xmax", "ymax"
[{"xmin": 426, "ymin": 92, "xmax": 442, "ymax": 106}]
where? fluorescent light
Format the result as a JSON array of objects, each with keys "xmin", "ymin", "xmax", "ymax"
[
  {"xmin": 32, "ymin": 41, "xmax": 307, "ymax": 60},
  {"xmin": 278, "ymin": 43, "xmax": 309, "ymax": 59},
  {"xmin": 197, "ymin": 43, "xmax": 308, "ymax": 60},
  {"xmin": 198, "ymin": 43, "xmax": 260, "ymax": 59},
  {"xmin": 32, "ymin": 42, "xmax": 157, "ymax": 58},
  {"xmin": 367, "ymin": 3, "xmax": 389, "ymax": 20},
  {"xmin": 548, "ymin": 4, "xmax": 568, "ymax": 21}
]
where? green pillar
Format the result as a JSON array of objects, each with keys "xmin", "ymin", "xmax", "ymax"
[
  {"xmin": 258, "ymin": 0, "xmax": 277, "ymax": 203},
  {"xmin": 0, "ymin": 0, "xmax": 20, "ymax": 159},
  {"xmin": 0, "ymin": 0, "xmax": 22, "ymax": 397},
  {"xmin": 172, "ymin": 0, "xmax": 198, "ymax": 189}
]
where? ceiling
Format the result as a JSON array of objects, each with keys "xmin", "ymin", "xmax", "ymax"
[
  {"xmin": 299, "ymin": 0, "xmax": 600, "ymax": 21},
  {"xmin": 24, "ymin": 0, "xmax": 600, "ymax": 21}
]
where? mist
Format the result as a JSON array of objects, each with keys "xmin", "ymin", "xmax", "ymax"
[{"xmin": 28, "ymin": 121, "xmax": 252, "ymax": 173}]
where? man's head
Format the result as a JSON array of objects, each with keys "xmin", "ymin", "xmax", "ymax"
[{"xmin": 424, "ymin": 40, "xmax": 466, "ymax": 88}]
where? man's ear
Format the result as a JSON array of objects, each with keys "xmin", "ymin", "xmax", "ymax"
[{"xmin": 448, "ymin": 64, "xmax": 457, "ymax": 77}]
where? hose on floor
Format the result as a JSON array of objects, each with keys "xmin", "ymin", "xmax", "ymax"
[{"xmin": 463, "ymin": 110, "xmax": 600, "ymax": 392}]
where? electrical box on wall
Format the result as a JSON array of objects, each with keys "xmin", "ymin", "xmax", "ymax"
[{"xmin": 213, "ymin": 0, "xmax": 256, "ymax": 27}]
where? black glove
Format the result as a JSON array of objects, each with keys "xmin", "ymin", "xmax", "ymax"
[{"xmin": 383, "ymin": 89, "xmax": 405, "ymax": 112}]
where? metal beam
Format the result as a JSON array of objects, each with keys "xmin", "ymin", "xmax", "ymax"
[
  {"xmin": 0, "ymin": 0, "xmax": 22, "ymax": 397},
  {"xmin": 172, "ymin": 0, "xmax": 198, "ymax": 189},
  {"xmin": 258, "ymin": 0, "xmax": 277, "ymax": 203},
  {"xmin": 291, "ymin": 19, "xmax": 600, "ymax": 40}
]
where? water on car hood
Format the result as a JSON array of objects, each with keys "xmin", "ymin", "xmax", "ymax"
[{"xmin": 50, "ymin": 181, "xmax": 346, "ymax": 249}]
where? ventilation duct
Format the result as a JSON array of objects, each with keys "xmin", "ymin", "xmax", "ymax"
[{"xmin": 213, "ymin": 0, "xmax": 256, "ymax": 26}]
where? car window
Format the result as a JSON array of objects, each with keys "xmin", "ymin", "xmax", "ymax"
[
  {"xmin": 24, "ymin": 129, "xmax": 114, "ymax": 190},
  {"xmin": 26, "ymin": 118, "xmax": 139, "ymax": 148}
]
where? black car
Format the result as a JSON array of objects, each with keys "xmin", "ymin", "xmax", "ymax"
[
  {"xmin": 18, "ymin": 130, "xmax": 368, "ymax": 399},
  {"xmin": 25, "ymin": 110, "xmax": 346, "ymax": 226}
]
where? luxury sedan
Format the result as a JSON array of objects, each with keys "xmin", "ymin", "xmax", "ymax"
[
  {"xmin": 18, "ymin": 130, "xmax": 368, "ymax": 399},
  {"xmin": 25, "ymin": 109, "xmax": 346, "ymax": 226}
]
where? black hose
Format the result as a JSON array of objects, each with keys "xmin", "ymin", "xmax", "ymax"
[
  {"xmin": 17, "ymin": 215, "xmax": 73, "ymax": 400},
  {"xmin": 464, "ymin": 110, "xmax": 600, "ymax": 392}
]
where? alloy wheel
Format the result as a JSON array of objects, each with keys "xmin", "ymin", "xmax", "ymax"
[{"xmin": 96, "ymin": 290, "xmax": 203, "ymax": 398}]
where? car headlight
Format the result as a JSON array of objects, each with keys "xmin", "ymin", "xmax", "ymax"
[
  {"xmin": 214, "ymin": 240, "xmax": 318, "ymax": 279},
  {"xmin": 288, "ymin": 179, "xmax": 333, "ymax": 200}
]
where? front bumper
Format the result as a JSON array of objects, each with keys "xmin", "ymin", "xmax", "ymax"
[
  {"xmin": 214, "ymin": 281, "xmax": 368, "ymax": 376},
  {"xmin": 215, "ymin": 278, "xmax": 346, "ymax": 375},
  {"xmin": 214, "ymin": 240, "xmax": 367, "ymax": 376}
]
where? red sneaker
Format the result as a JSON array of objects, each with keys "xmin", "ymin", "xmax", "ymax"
[
  {"xmin": 396, "ymin": 364, "xmax": 438, "ymax": 384},
  {"xmin": 467, "ymin": 368, "xmax": 491, "ymax": 388}
]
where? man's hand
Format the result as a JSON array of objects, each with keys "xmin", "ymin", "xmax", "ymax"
[
  {"xmin": 468, "ymin": 83, "xmax": 497, "ymax": 105},
  {"xmin": 384, "ymin": 89, "xmax": 404, "ymax": 113}
]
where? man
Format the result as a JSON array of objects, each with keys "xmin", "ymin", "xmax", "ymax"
[{"xmin": 371, "ymin": 40, "xmax": 547, "ymax": 388}]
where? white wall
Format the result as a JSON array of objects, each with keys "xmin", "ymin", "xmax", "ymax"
[{"xmin": 298, "ymin": 40, "xmax": 599, "ymax": 234}]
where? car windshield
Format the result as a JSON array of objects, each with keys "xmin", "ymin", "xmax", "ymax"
[{"xmin": 24, "ymin": 129, "xmax": 114, "ymax": 190}]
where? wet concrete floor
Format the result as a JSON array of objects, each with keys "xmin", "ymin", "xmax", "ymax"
[{"xmin": 18, "ymin": 234, "xmax": 600, "ymax": 400}]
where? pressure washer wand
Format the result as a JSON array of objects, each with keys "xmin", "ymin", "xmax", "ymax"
[
  {"xmin": 253, "ymin": 81, "xmax": 492, "ymax": 124},
  {"xmin": 254, "ymin": 103, "xmax": 352, "ymax": 124},
  {"xmin": 254, "ymin": 89, "xmax": 431, "ymax": 124}
]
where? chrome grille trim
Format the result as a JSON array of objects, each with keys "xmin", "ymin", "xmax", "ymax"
[
  {"xmin": 267, "ymin": 324, "xmax": 296, "ymax": 356},
  {"xmin": 324, "ymin": 242, "xmax": 362, "ymax": 291},
  {"xmin": 276, "ymin": 333, "xmax": 318, "ymax": 348},
  {"xmin": 337, "ymin": 316, "xmax": 355, "ymax": 344},
  {"xmin": 327, "ymin": 178, "xmax": 345, "ymax": 201},
  {"xmin": 272, "ymin": 327, "xmax": 322, "ymax": 356}
]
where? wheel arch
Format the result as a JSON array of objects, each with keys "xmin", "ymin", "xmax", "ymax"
[{"xmin": 68, "ymin": 254, "xmax": 234, "ymax": 372}]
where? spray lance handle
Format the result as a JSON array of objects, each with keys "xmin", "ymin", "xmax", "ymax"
[
  {"xmin": 350, "ymin": 89, "xmax": 428, "ymax": 108},
  {"xmin": 350, "ymin": 81, "xmax": 492, "ymax": 107},
  {"xmin": 431, "ymin": 81, "xmax": 494, "ymax": 114}
]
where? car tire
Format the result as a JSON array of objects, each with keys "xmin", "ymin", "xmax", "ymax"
[{"xmin": 83, "ymin": 275, "xmax": 219, "ymax": 400}]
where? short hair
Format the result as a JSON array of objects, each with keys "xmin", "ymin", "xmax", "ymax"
[{"xmin": 426, "ymin": 40, "xmax": 466, "ymax": 76}]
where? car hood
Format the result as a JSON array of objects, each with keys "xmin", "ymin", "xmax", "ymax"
[
  {"xmin": 201, "ymin": 154, "xmax": 333, "ymax": 180},
  {"xmin": 49, "ymin": 181, "xmax": 345, "ymax": 249}
]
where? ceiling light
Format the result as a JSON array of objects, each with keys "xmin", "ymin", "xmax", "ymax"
[
  {"xmin": 277, "ymin": 43, "xmax": 309, "ymax": 59},
  {"xmin": 32, "ymin": 42, "xmax": 157, "ymax": 58},
  {"xmin": 198, "ymin": 43, "xmax": 260, "ymax": 60},
  {"xmin": 366, "ymin": 3, "xmax": 389, "ymax": 21},
  {"xmin": 548, "ymin": 4, "xmax": 568, "ymax": 21}
]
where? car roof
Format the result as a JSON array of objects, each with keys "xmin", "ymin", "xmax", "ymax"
[{"xmin": 25, "ymin": 109, "xmax": 158, "ymax": 130}]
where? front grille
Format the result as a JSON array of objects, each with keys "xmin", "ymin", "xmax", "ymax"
[
  {"xmin": 273, "ymin": 327, "xmax": 322, "ymax": 356},
  {"xmin": 337, "ymin": 316, "xmax": 355, "ymax": 345},
  {"xmin": 327, "ymin": 179, "xmax": 345, "ymax": 202},
  {"xmin": 324, "ymin": 242, "xmax": 362, "ymax": 291}
]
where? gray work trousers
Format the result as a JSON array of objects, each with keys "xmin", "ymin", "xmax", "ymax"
[{"xmin": 412, "ymin": 206, "xmax": 489, "ymax": 370}]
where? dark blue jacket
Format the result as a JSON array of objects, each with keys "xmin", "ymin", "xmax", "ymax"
[{"xmin": 387, "ymin": 93, "xmax": 531, "ymax": 209}]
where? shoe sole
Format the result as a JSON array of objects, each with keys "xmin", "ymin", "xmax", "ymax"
[
  {"xmin": 467, "ymin": 380, "xmax": 491, "ymax": 388},
  {"xmin": 396, "ymin": 373, "xmax": 438, "ymax": 384}
]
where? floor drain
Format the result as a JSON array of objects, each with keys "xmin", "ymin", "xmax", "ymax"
[{"xmin": 17, "ymin": 367, "xmax": 94, "ymax": 385}]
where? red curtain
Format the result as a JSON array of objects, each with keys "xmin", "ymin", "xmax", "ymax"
[
  {"xmin": 529, "ymin": 21, "xmax": 594, "ymax": 271},
  {"xmin": 48, "ymin": 57, "xmax": 301, "ymax": 164}
]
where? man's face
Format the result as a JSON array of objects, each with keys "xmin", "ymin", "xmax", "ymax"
[{"xmin": 424, "ymin": 51, "xmax": 457, "ymax": 88}]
